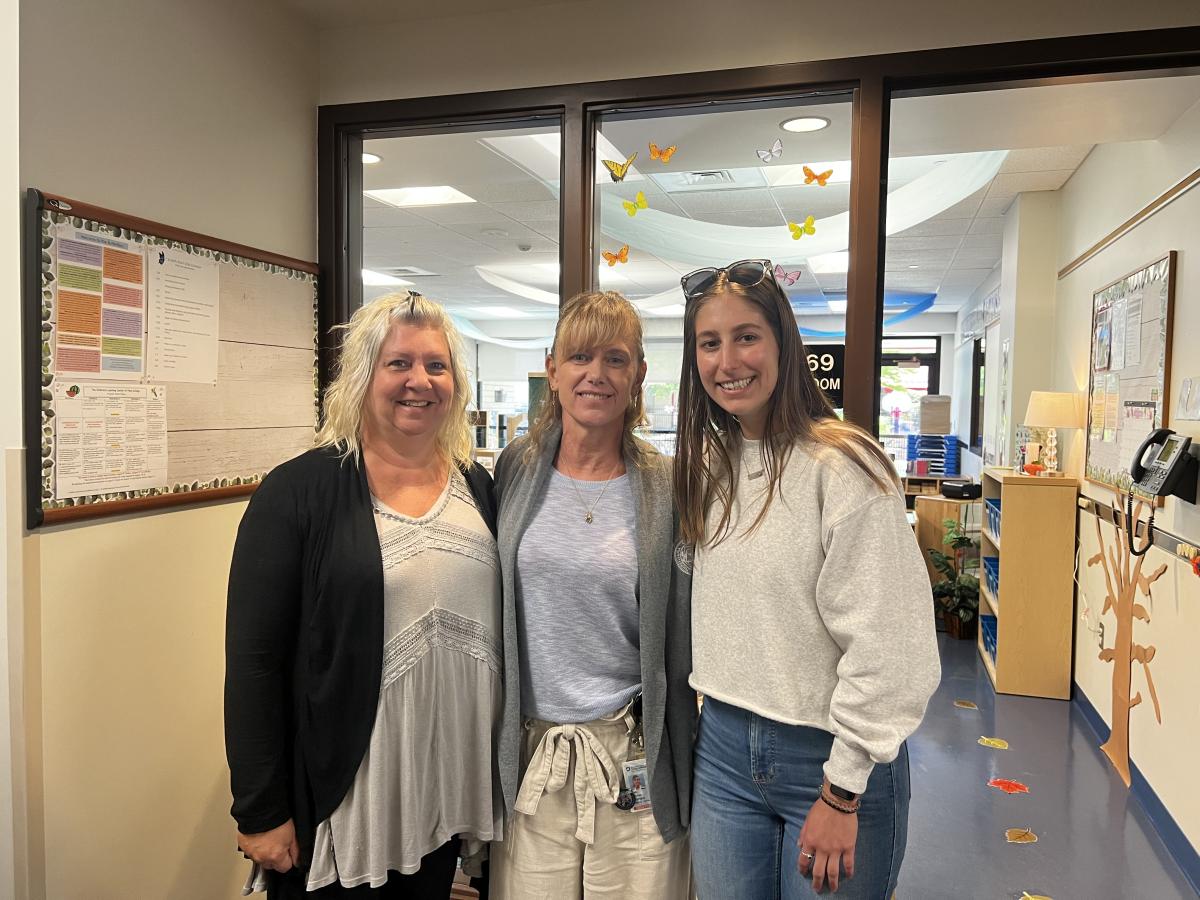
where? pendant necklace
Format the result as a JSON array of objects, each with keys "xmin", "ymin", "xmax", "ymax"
[{"xmin": 563, "ymin": 456, "xmax": 621, "ymax": 524}]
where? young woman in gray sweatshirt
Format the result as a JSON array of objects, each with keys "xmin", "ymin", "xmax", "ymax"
[{"xmin": 674, "ymin": 260, "xmax": 941, "ymax": 899}]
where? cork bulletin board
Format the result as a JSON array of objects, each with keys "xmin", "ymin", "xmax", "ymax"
[
  {"xmin": 1084, "ymin": 251, "xmax": 1175, "ymax": 494},
  {"xmin": 23, "ymin": 190, "xmax": 320, "ymax": 527}
]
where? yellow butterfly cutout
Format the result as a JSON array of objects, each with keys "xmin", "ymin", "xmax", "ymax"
[
  {"xmin": 622, "ymin": 191, "xmax": 648, "ymax": 217},
  {"xmin": 978, "ymin": 736, "xmax": 1010, "ymax": 750},
  {"xmin": 1020, "ymin": 893, "xmax": 1053, "ymax": 900},
  {"xmin": 601, "ymin": 152, "xmax": 637, "ymax": 182},
  {"xmin": 788, "ymin": 216, "xmax": 816, "ymax": 240},
  {"xmin": 602, "ymin": 245, "xmax": 629, "ymax": 267},
  {"xmin": 1005, "ymin": 827, "xmax": 1038, "ymax": 844},
  {"xmin": 803, "ymin": 165, "xmax": 833, "ymax": 186},
  {"xmin": 649, "ymin": 142, "xmax": 677, "ymax": 163}
]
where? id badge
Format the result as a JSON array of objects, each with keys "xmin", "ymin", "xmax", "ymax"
[{"xmin": 619, "ymin": 758, "xmax": 652, "ymax": 812}]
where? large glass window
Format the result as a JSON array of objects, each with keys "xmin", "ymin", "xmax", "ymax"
[
  {"xmin": 361, "ymin": 120, "xmax": 562, "ymax": 462},
  {"xmin": 593, "ymin": 94, "xmax": 855, "ymax": 450}
]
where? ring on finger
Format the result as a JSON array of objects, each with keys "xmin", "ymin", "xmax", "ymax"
[{"xmin": 800, "ymin": 849, "xmax": 815, "ymax": 859}]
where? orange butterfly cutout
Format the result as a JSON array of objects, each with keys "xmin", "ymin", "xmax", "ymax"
[
  {"xmin": 649, "ymin": 142, "xmax": 678, "ymax": 164},
  {"xmin": 987, "ymin": 778, "xmax": 1030, "ymax": 795},
  {"xmin": 602, "ymin": 245, "xmax": 629, "ymax": 267},
  {"xmin": 803, "ymin": 165, "xmax": 833, "ymax": 186}
]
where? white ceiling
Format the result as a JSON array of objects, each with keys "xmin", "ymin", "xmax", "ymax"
[
  {"xmin": 361, "ymin": 74, "xmax": 1200, "ymax": 333},
  {"xmin": 282, "ymin": 0, "xmax": 549, "ymax": 28}
]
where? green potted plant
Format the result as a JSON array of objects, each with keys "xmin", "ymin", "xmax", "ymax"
[{"xmin": 927, "ymin": 518, "xmax": 980, "ymax": 640}]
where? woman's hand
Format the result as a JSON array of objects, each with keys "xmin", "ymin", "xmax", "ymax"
[
  {"xmin": 238, "ymin": 819, "xmax": 300, "ymax": 873},
  {"xmin": 797, "ymin": 799, "xmax": 857, "ymax": 892}
]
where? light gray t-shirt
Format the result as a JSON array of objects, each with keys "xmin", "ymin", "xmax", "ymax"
[{"xmin": 515, "ymin": 468, "xmax": 641, "ymax": 723}]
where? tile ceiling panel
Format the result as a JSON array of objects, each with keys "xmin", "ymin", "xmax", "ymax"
[
  {"xmin": 445, "ymin": 224, "xmax": 556, "ymax": 254},
  {"xmin": 523, "ymin": 219, "xmax": 560, "ymax": 239},
  {"xmin": 363, "ymin": 207, "xmax": 429, "ymax": 228},
  {"xmin": 987, "ymin": 169, "xmax": 1078, "ymax": 197},
  {"xmin": 967, "ymin": 218, "xmax": 1006, "ymax": 235},
  {"xmin": 977, "ymin": 197, "xmax": 1015, "ymax": 218},
  {"xmin": 935, "ymin": 188, "xmax": 987, "ymax": 219},
  {"xmin": 893, "ymin": 219, "xmax": 972, "ymax": 238},
  {"xmin": 490, "ymin": 200, "xmax": 561, "ymax": 221},
  {"xmin": 958, "ymin": 233, "xmax": 1003, "ymax": 251},
  {"xmin": 886, "ymin": 235, "xmax": 965, "ymax": 252},
  {"xmin": 997, "ymin": 145, "xmax": 1093, "ymax": 174},
  {"xmin": 407, "ymin": 203, "xmax": 517, "ymax": 226},
  {"xmin": 776, "ymin": 193, "xmax": 853, "ymax": 221},
  {"xmin": 452, "ymin": 181, "xmax": 556, "ymax": 204}
]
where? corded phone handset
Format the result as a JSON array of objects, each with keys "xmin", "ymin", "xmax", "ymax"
[{"xmin": 1125, "ymin": 428, "xmax": 1198, "ymax": 555}]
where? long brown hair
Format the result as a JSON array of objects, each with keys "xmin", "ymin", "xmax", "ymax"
[
  {"xmin": 674, "ymin": 270, "xmax": 900, "ymax": 547},
  {"xmin": 525, "ymin": 290, "xmax": 653, "ymax": 466}
]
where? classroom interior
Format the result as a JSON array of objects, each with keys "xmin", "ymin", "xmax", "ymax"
[{"xmin": 4, "ymin": 1, "xmax": 1200, "ymax": 898}]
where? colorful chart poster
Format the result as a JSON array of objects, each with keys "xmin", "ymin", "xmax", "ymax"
[
  {"xmin": 146, "ymin": 246, "xmax": 220, "ymax": 384},
  {"xmin": 1090, "ymin": 372, "xmax": 1105, "ymax": 440},
  {"xmin": 1103, "ymin": 373, "xmax": 1120, "ymax": 443},
  {"xmin": 53, "ymin": 226, "xmax": 145, "ymax": 378},
  {"xmin": 52, "ymin": 382, "xmax": 167, "ymax": 499}
]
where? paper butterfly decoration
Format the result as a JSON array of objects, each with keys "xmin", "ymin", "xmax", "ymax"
[
  {"xmin": 978, "ymin": 736, "xmax": 1010, "ymax": 750},
  {"xmin": 788, "ymin": 216, "xmax": 816, "ymax": 240},
  {"xmin": 1020, "ymin": 893, "xmax": 1053, "ymax": 900},
  {"xmin": 773, "ymin": 264, "xmax": 801, "ymax": 287},
  {"xmin": 649, "ymin": 142, "xmax": 677, "ymax": 163},
  {"xmin": 756, "ymin": 138, "xmax": 783, "ymax": 164},
  {"xmin": 953, "ymin": 699, "xmax": 978, "ymax": 710},
  {"xmin": 987, "ymin": 778, "xmax": 1030, "ymax": 795},
  {"xmin": 1005, "ymin": 828, "xmax": 1039, "ymax": 844},
  {"xmin": 622, "ymin": 191, "xmax": 648, "ymax": 217},
  {"xmin": 602, "ymin": 152, "xmax": 637, "ymax": 183},
  {"xmin": 602, "ymin": 245, "xmax": 629, "ymax": 267},
  {"xmin": 803, "ymin": 165, "xmax": 833, "ymax": 186}
]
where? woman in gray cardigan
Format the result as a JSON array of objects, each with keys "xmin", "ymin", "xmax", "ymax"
[{"xmin": 490, "ymin": 290, "xmax": 695, "ymax": 899}]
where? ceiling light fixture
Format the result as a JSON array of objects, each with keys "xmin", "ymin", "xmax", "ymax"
[
  {"xmin": 362, "ymin": 269, "xmax": 414, "ymax": 286},
  {"xmin": 780, "ymin": 116, "xmax": 830, "ymax": 133},
  {"xmin": 908, "ymin": 264, "xmax": 919, "ymax": 269},
  {"xmin": 362, "ymin": 152, "xmax": 382, "ymax": 164},
  {"xmin": 364, "ymin": 186, "xmax": 476, "ymax": 207}
]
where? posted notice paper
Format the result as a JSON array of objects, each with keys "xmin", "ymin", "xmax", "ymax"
[
  {"xmin": 147, "ymin": 246, "xmax": 220, "ymax": 384},
  {"xmin": 52, "ymin": 382, "xmax": 167, "ymax": 499},
  {"xmin": 53, "ymin": 225, "xmax": 146, "ymax": 379}
]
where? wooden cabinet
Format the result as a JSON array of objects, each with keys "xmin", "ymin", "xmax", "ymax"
[{"xmin": 978, "ymin": 468, "xmax": 1078, "ymax": 699}]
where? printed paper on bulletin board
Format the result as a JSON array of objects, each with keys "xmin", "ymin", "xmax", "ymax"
[
  {"xmin": 26, "ymin": 191, "xmax": 320, "ymax": 526},
  {"xmin": 1084, "ymin": 252, "xmax": 1175, "ymax": 493}
]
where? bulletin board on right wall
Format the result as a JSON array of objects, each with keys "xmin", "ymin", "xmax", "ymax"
[{"xmin": 1084, "ymin": 251, "xmax": 1176, "ymax": 493}]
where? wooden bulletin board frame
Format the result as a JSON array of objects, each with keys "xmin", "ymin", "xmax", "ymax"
[
  {"xmin": 1083, "ymin": 251, "xmax": 1176, "ymax": 496},
  {"xmin": 22, "ymin": 190, "xmax": 321, "ymax": 527}
]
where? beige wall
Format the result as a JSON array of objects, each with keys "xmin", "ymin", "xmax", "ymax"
[
  {"xmin": 17, "ymin": 1, "xmax": 317, "ymax": 897},
  {"xmin": 1054, "ymin": 98, "xmax": 1200, "ymax": 848},
  {"xmin": 318, "ymin": 0, "xmax": 1200, "ymax": 105}
]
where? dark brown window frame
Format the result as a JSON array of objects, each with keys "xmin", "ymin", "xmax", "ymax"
[
  {"xmin": 969, "ymin": 336, "xmax": 987, "ymax": 455},
  {"xmin": 318, "ymin": 27, "xmax": 1200, "ymax": 432}
]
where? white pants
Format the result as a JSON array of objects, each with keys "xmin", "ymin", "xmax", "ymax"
[{"xmin": 491, "ymin": 703, "xmax": 691, "ymax": 900}]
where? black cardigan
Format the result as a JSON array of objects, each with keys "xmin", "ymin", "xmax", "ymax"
[{"xmin": 224, "ymin": 446, "xmax": 497, "ymax": 855}]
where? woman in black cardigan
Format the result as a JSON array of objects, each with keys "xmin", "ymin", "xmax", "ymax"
[{"xmin": 226, "ymin": 291, "xmax": 500, "ymax": 898}]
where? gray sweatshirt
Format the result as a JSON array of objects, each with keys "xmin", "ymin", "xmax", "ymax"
[{"xmin": 691, "ymin": 437, "xmax": 940, "ymax": 794}]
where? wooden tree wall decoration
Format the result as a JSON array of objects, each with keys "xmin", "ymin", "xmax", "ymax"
[{"xmin": 1087, "ymin": 489, "xmax": 1169, "ymax": 786}]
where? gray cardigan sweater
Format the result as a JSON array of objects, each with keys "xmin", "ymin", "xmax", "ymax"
[{"xmin": 494, "ymin": 425, "xmax": 695, "ymax": 843}]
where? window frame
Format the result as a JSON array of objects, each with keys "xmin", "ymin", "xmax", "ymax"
[{"xmin": 318, "ymin": 29, "xmax": 1200, "ymax": 431}]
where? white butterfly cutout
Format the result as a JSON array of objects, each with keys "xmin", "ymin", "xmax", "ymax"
[{"xmin": 756, "ymin": 138, "xmax": 783, "ymax": 164}]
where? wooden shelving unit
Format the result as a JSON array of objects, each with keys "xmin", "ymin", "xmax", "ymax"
[{"xmin": 977, "ymin": 468, "xmax": 1079, "ymax": 699}]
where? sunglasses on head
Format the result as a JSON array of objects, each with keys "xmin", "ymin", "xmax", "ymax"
[{"xmin": 680, "ymin": 259, "xmax": 775, "ymax": 302}]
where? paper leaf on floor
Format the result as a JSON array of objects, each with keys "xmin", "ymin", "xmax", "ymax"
[
  {"xmin": 954, "ymin": 699, "xmax": 979, "ymax": 709},
  {"xmin": 1005, "ymin": 827, "xmax": 1038, "ymax": 844},
  {"xmin": 979, "ymin": 736, "xmax": 1010, "ymax": 750},
  {"xmin": 988, "ymin": 777, "xmax": 1030, "ymax": 795}
]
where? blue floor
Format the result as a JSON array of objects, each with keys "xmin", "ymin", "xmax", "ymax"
[{"xmin": 901, "ymin": 635, "xmax": 1198, "ymax": 899}]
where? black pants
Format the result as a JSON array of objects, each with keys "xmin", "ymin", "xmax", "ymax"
[{"xmin": 266, "ymin": 840, "xmax": 460, "ymax": 899}]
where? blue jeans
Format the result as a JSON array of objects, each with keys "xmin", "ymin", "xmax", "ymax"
[{"xmin": 690, "ymin": 698, "xmax": 910, "ymax": 900}]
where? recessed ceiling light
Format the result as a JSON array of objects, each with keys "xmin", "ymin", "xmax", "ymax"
[
  {"xmin": 780, "ymin": 116, "xmax": 830, "ymax": 133},
  {"xmin": 908, "ymin": 265, "xmax": 919, "ymax": 269},
  {"xmin": 364, "ymin": 186, "xmax": 476, "ymax": 207},
  {"xmin": 361, "ymin": 269, "xmax": 414, "ymax": 286},
  {"xmin": 362, "ymin": 152, "xmax": 382, "ymax": 164}
]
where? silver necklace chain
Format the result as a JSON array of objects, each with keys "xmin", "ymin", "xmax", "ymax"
[{"xmin": 561, "ymin": 457, "xmax": 622, "ymax": 524}]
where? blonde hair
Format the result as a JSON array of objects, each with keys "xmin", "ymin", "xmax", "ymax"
[
  {"xmin": 317, "ymin": 291, "xmax": 474, "ymax": 468},
  {"xmin": 674, "ymin": 272, "xmax": 900, "ymax": 547},
  {"xmin": 525, "ymin": 290, "xmax": 653, "ymax": 466}
]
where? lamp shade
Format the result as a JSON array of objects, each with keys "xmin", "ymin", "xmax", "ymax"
[{"xmin": 1024, "ymin": 391, "xmax": 1083, "ymax": 429}]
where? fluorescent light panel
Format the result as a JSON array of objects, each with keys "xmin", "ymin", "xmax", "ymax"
[
  {"xmin": 362, "ymin": 269, "xmax": 414, "ymax": 286},
  {"xmin": 364, "ymin": 186, "xmax": 476, "ymax": 207}
]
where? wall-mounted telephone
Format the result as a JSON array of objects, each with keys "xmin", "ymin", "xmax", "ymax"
[
  {"xmin": 1130, "ymin": 428, "xmax": 1197, "ymax": 500},
  {"xmin": 1125, "ymin": 427, "xmax": 1199, "ymax": 557}
]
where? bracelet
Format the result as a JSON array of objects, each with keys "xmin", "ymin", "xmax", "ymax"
[{"xmin": 819, "ymin": 783, "xmax": 861, "ymax": 814}]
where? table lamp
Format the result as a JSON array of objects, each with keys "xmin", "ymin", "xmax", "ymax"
[{"xmin": 1023, "ymin": 391, "xmax": 1083, "ymax": 473}]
